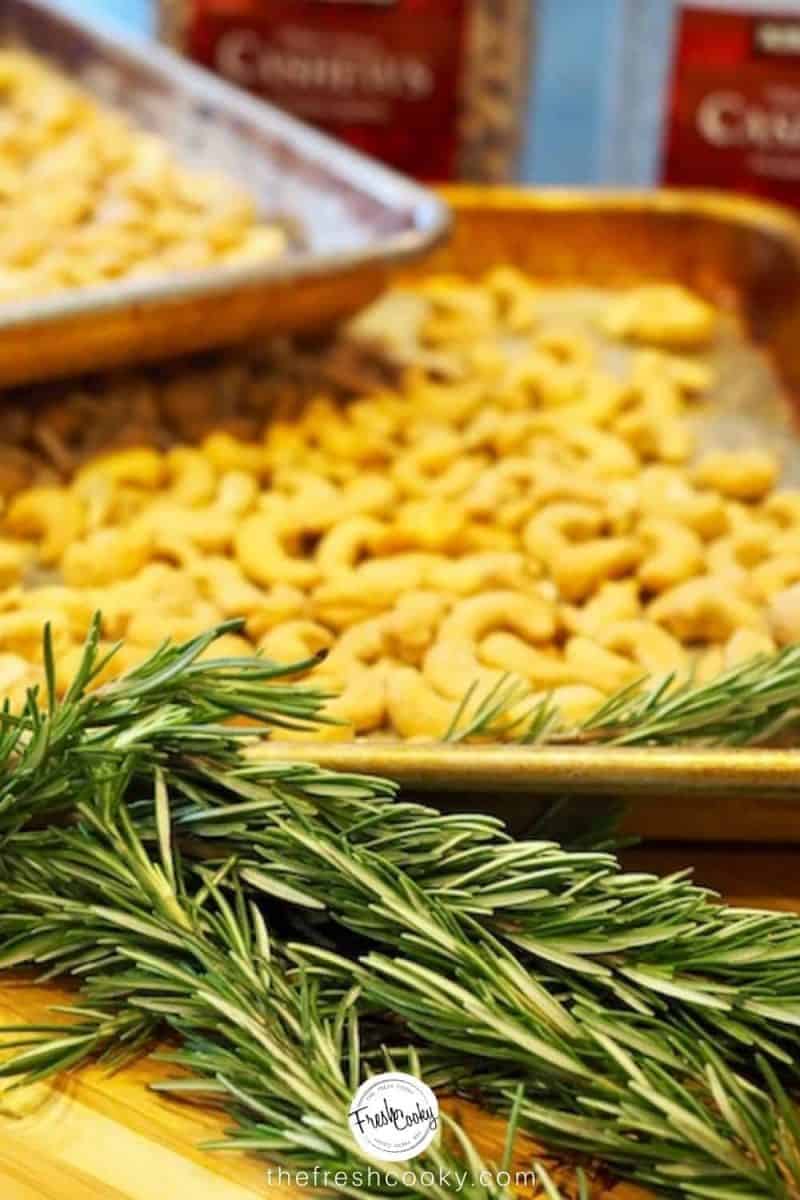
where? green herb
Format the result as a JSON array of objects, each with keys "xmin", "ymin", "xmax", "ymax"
[
  {"xmin": 0, "ymin": 622, "xmax": 798, "ymax": 1199},
  {"xmin": 444, "ymin": 649, "xmax": 800, "ymax": 747}
]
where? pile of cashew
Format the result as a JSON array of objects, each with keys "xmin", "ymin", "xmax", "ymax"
[{"xmin": 0, "ymin": 270, "xmax": 798, "ymax": 737}]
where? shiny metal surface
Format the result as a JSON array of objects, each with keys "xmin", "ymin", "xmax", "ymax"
[
  {"xmin": 0, "ymin": 0, "xmax": 450, "ymax": 387},
  {"xmin": 271, "ymin": 188, "xmax": 800, "ymax": 832}
]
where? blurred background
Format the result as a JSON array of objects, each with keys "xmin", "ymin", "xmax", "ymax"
[
  {"xmin": 52, "ymin": 0, "xmax": 617, "ymax": 186},
  {"xmin": 49, "ymin": 0, "xmax": 800, "ymax": 207}
]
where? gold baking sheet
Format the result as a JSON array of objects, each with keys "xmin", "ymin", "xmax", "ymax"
[{"xmin": 261, "ymin": 188, "xmax": 800, "ymax": 837}]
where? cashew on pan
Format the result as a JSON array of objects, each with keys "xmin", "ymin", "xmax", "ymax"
[{"xmin": 0, "ymin": 270, "xmax": 798, "ymax": 740}]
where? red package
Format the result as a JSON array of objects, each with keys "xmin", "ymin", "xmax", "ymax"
[
  {"xmin": 664, "ymin": 3, "xmax": 800, "ymax": 206},
  {"xmin": 160, "ymin": 0, "xmax": 532, "ymax": 182}
]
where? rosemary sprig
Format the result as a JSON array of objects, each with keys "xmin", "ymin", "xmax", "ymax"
[
  {"xmin": 0, "ymin": 623, "xmax": 798, "ymax": 1199},
  {"xmin": 171, "ymin": 758, "xmax": 800, "ymax": 1071},
  {"xmin": 443, "ymin": 648, "xmax": 800, "ymax": 747},
  {"xmin": 0, "ymin": 785, "xmax": 521, "ymax": 1200}
]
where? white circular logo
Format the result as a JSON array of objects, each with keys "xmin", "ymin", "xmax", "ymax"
[{"xmin": 348, "ymin": 1072, "xmax": 439, "ymax": 1162}]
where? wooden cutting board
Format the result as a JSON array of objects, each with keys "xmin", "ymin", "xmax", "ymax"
[{"xmin": 0, "ymin": 846, "xmax": 796, "ymax": 1200}]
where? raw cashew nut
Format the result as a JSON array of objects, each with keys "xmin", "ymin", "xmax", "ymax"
[
  {"xmin": 312, "ymin": 618, "xmax": 391, "ymax": 735},
  {"xmin": 392, "ymin": 431, "xmax": 486, "ymax": 499},
  {"xmin": 480, "ymin": 633, "xmax": 577, "ymax": 688},
  {"xmin": 764, "ymin": 491, "xmax": 800, "ymax": 530},
  {"xmin": 723, "ymin": 629, "xmax": 775, "ymax": 667},
  {"xmin": 562, "ymin": 580, "xmax": 641, "ymax": 637},
  {"xmin": 75, "ymin": 447, "xmax": 165, "ymax": 490},
  {"xmin": 5, "ymin": 486, "xmax": 84, "ymax": 564},
  {"xmin": 373, "ymin": 498, "xmax": 466, "ymax": 554},
  {"xmin": 706, "ymin": 530, "xmax": 771, "ymax": 583},
  {"xmin": 426, "ymin": 552, "xmax": 535, "ymax": 596},
  {"xmin": 637, "ymin": 517, "xmax": 704, "ymax": 593},
  {"xmin": 636, "ymin": 466, "xmax": 728, "ymax": 539},
  {"xmin": 750, "ymin": 555, "xmax": 800, "ymax": 603},
  {"xmin": 602, "ymin": 284, "xmax": 716, "ymax": 348},
  {"xmin": 126, "ymin": 603, "xmax": 223, "ymax": 647},
  {"xmin": 0, "ymin": 538, "xmax": 34, "ymax": 586},
  {"xmin": 383, "ymin": 591, "xmax": 451, "ymax": 666},
  {"xmin": 190, "ymin": 556, "xmax": 268, "ymax": 617},
  {"xmin": 311, "ymin": 555, "xmax": 438, "ymax": 629},
  {"xmin": 259, "ymin": 620, "xmax": 334, "ymax": 664},
  {"xmin": 245, "ymin": 585, "xmax": 308, "ymax": 641},
  {"xmin": 423, "ymin": 590, "xmax": 555, "ymax": 700},
  {"xmin": 61, "ymin": 524, "xmax": 153, "ymax": 587},
  {"xmin": 385, "ymin": 665, "xmax": 458, "ymax": 739},
  {"xmin": 768, "ymin": 584, "xmax": 800, "ymax": 646},
  {"xmin": 165, "ymin": 446, "xmax": 217, "ymax": 506},
  {"xmin": 563, "ymin": 636, "xmax": 644, "ymax": 693},
  {"xmin": 315, "ymin": 517, "xmax": 387, "ymax": 576},
  {"xmin": 649, "ymin": 577, "xmax": 766, "ymax": 642},
  {"xmin": 235, "ymin": 506, "xmax": 320, "ymax": 590},
  {"xmin": 524, "ymin": 503, "xmax": 641, "ymax": 602},
  {"xmin": 594, "ymin": 620, "xmax": 688, "ymax": 678},
  {"xmin": 201, "ymin": 431, "xmax": 264, "ymax": 477},
  {"xmin": 694, "ymin": 450, "xmax": 779, "ymax": 502}
]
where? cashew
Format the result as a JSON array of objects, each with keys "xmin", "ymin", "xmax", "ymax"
[
  {"xmin": 464, "ymin": 459, "xmax": 603, "ymax": 521},
  {"xmin": 0, "ymin": 538, "xmax": 34, "ymax": 585},
  {"xmin": 594, "ymin": 620, "xmax": 688, "ymax": 679},
  {"xmin": 694, "ymin": 450, "xmax": 779, "ymax": 502},
  {"xmin": 245, "ymin": 584, "xmax": 308, "ymax": 641},
  {"xmin": 524, "ymin": 503, "xmax": 641, "ymax": 601},
  {"xmin": 637, "ymin": 466, "xmax": 729, "ymax": 539},
  {"xmin": 311, "ymin": 556, "xmax": 438, "ymax": 629},
  {"xmin": 338, "ymin": 474, "xmax": 397, "ymax": 520},
  {"xmin": 0, "ymin": 652, "xmax": 41, "ymax": 698},
  {"xmin": 165, "ymin": 446, "xmax": 217, "ymax": 506},
  {"xmin": 637, "ymin": 517, "xmax": 704, "ymax": 593},
  {"xmin": 768, "ymin": 584, "xmax": 800, "ymax": 646},
  {"xmin": 551, "ymin": 684, "xmax": 607, "ymax": 724},
  {"xmin": 392, "ymin": 432, "xmax": 486, "ymax": 499},
  {"xmin": 649, "ymin": 577, "xmax": 765, "ymax": 642},
  {"xmin": 750, "ymin": 556, "xmax": 800, "ymax": 603},
  {"xmin": 563, "ymin": 636, "xmax": 643, "ymax": 693},
  {"xmin": 426, "ymin": 553, "xmax": 534, "ymax": 596},
  {"xmin": 531, "ymin": 424, "xmax": 639, "ymax": 479},
  {"xmin": 602, "ymin": 285, "xmax": 716, "ymax": 348},
  {"xmin": 61, "ymin": 524, "xmax": 153, "ymax": 587},
  {"xmin": 723, "ymin": 629, "xmax": 775, "ymax": 667},
  {"xmin": 480, "ymin": 633, "xmax": 577, "ymax": 688},
  {"xmin": 423, "ymin": 591, "xmax": 555, "ymax": 700},
  {"xmin": 764, "ymin": 491, "xmax": 800, "ymax": 531},
  {"xmin": 372, "ymin": 499, "xmax": 466, "ymax": 555},
  {"xmin": 632, "ymin": 349, "xmax": 714, "ymax": 396},
  {"xmin": 0, "ymin": 609, "xmax": 72, "ymax": 657},
  {"xmin": 201, "ymin": 431, "xmax": 264, "ymax": 476},
  {"xmin": 190, "ymin": 556, "xmax": 268, "ymax": 617},
  {"xmin": 75, "ymin": 447, "xmax": 165, "ymax": 490},
  {"xmin": 5, "ymin": 486, "xmax": 84, "ymax": 564},
  {"xmin": 312, "ymin": 618, "xmax": 391, "ymax": 735},
  {"xmin": 235, "ymin": 507, "xmax": 320, "ymax": 590},
  {"xmin": 706, "ymin": 530, "xmax": 771, "ymax": 583},
  {"xmin": 383, "ymin": 591, "xmax": 451, "ymax": 665},
  {"xmin": 259, "ymin": 620, "xmax": 334, "ymax": 664},
  {"xmin": 315, "ymin": 517, "xmax": 386, "ymax": 576},
  {"xmin": 562, "ymin": 580, "xmax": 641, "ymax": 636},
  {"xmin": 385, "ymin": 665, "xmax": 457, "ymax": 739},
  {"xmin": 319, "ymin": 666, "xmax": 388, "ymax": 737},
  {"xmin": 126, "ymin": 603, "xmax": 223, "ymax": 647},
  {"xmin": 616, "ymin": 378, "xmax": 694, "ymax": 464}
]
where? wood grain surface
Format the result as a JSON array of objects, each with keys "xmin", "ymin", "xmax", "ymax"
[{"xmin": 0, "ymin": 846, "xmax": 795, "ymax": 1200}]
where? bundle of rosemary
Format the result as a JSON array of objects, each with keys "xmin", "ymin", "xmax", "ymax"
[{"xmin": 0, "ymin": 620, "xmax": 798, "ymax": 1199}]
